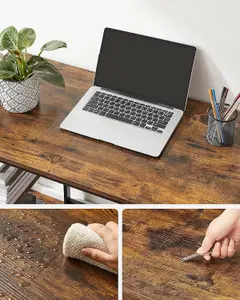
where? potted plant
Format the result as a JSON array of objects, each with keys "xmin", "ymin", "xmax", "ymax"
[{"xmin": 0, "ymin": 26, "xmax": 67, "ymax": 113}]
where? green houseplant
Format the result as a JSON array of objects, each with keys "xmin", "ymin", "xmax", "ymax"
[{"xmin": 0, "ymin": 26, "xmax": 67, "ymax": 113}]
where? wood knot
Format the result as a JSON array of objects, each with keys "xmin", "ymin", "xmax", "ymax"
[{"xmin": 39, "ymin": 153, "xmax": 63, "ymax": 164}]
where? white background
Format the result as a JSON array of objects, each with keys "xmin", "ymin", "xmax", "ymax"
[{"xmin": 1, "ymin": 0, "xmax": 239, "ymax": 202}]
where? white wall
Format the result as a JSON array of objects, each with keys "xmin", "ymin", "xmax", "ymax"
[{"xmin": 1, "ymin": 0, "xmax": 240, "ymax": 103}]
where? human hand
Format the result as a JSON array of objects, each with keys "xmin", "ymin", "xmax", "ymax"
[
  {"xmin": 197, "ymin": 210, "xmax": 240, "ymax": 260},
  {"xmin": 81, "ymin": 221, "xmax": 118, "ymax": 272}
]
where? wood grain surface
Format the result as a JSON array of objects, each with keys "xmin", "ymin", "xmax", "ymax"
[
  {"xmin": 28, "ymin": 190, "xmax": 63, "ymax": 204},
  {"xmin": 0, "ymin": 60, "xmax": 239, "ymax": 204},
  {"xmin": 123, "ymin": 209, "xmax": 240, "ymax": 300},
  {"xmin": 0, "ymin": 209, "xmax": 118, "ymax": 300}
]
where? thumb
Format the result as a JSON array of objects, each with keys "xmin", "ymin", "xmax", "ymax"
[
  {"xmin": 197, "ymin": 233, "xmax": 215, "ymax": 257},
  {"xmin": 81, "ymin": 248, "xmax": 112, "ymax": 265}
]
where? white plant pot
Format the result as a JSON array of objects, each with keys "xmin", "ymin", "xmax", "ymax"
[{"xmin": 0, "ymin": 77, "xmax": 39, "ymax": 113}]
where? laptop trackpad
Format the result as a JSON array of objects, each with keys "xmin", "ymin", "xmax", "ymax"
[{"xmin": 61, "ymin": 110, "xmax": 168, "ymax": 156}]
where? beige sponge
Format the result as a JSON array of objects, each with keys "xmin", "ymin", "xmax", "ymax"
[{"xmin": 63, "ymin": 223, "xmax": 117, "ymax": 274}]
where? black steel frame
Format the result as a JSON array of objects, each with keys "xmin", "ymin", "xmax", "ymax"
[{"xmin": 63, "ymin": 184, "xmax": 86, "ymax": 204}]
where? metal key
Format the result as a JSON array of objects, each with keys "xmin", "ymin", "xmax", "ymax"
[{"xmin": 181, "ymin": 250, "xmax": 213, "ymax": 262}]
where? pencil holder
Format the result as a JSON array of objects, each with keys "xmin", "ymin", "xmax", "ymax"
[{"xmin": 206, "ymin": 107, "xmax": 238, "ymax": 147}]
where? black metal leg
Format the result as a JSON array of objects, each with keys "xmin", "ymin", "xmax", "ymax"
[
  {"xmin": 63, "ymin": 184, "xmax": 85, "ymax": 204},
  {"xmin": 64, "ymin": 184, "xmax": 71, "ymax": 204}
]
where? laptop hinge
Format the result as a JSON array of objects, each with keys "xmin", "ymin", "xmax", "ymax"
[{"xmin": 100, "ymin": 87, "xmax": 175, "ymax": 110}]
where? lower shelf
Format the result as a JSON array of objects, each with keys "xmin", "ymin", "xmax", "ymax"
[{"xmin": 29, "ymin": 190, "xmax": 63, "ymax": 204}]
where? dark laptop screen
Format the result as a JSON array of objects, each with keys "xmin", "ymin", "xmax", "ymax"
[{"xmin": 94, "ymin": 28, "xmax": 196, "ymax": 111}]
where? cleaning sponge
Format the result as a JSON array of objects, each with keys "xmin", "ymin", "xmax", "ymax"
[{"xmin": 63, "ymin": 223, "xmax": 117, "ymax": 274}]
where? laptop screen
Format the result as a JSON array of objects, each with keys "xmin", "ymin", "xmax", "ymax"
[{"xmin": 94, "ymin": 28, "xmax": 196, "ymax": 111}]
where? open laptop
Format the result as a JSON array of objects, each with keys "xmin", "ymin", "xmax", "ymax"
[{"xmin": 60, "ymin": 28, "xmax": 196, "ymax": 157}]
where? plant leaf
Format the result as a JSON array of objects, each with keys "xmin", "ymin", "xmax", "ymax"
[
  {"xmin": 0, "ymin": 26, "xmax": 19, "ymax": 51},
  {"xmin": 0, "ymin": 70, "xmax": 16, "ymax": 79},
  {"xmin": 40, "ymin": 40, "xmax": 67, "ymax": 52},
  {"xmin": 0, "ymin": 60, "xmax": 16, "ymax": 79},
  {"xmin": 18, "ymin": 28, "xmax": 36, "ymax": 50},
  {"xmin": 0, "ymin": 60, "xmax": 16, "ymax": 72},
  {"xmin": 1, "ymin": 53, "xmax": 26, "ymax": 80},
  {"xmin": 0, "ymin": 28, "xmax": 9, "ymax": 50},
  {"xmin": 27, "ymin": 55, "xmax": 45, "ymax": 67},
  {"xmin": 2, "ymin": 53, "xmax": 19, "ymax": 63},
  {"xmin": 33, "ymin": 62, "xmax": 65, "ymax": 87},
  {"xmin": 26, "ymin": 55, "xmax": 45, "ymax": 77}
]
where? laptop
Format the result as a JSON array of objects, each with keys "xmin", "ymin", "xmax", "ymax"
[{"xmin": 60, "ymin": 28, "xmax": 196, "ymax": 157}]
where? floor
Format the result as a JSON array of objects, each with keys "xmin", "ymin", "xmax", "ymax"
[
  {"xmin": 123, "ymin": 209, "xmax": 240, "ymax": 300},
  {"xmin": 0, "ymin": 209, "xmax": 118, "ymax": 300}
]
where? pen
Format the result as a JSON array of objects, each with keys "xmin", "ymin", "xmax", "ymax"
[
  {"xmin": 219, "ymin": 87, "xmax": 226, "ymax": 104},
  {"xmin": 209, "ymin": 89, "xmax": 224, "ymax": 143},
  {"xmin": 181, "ymin": 249, "xmax": 213, "ymax": 262},
  {"xmin": 212, "ymin": 89, "xmax": 222, "ymax": 121},
  {"xmin": 223, "ymin": 93, "xmax": 240, "ymax": 120},
  {"xmin": 234, "ymin": 92, "xmax": 240, "ymax": 103},
  {"xmin": 223, "ymin": 98, "xmax": 240, "ymax": 121},
  {"xmin": 219, "ymin": 87, "xmax": 228, "ymax": 116}
]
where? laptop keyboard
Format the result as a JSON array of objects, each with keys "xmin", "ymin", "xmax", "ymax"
[{"xmin": 83, "ymin": 91, "xmax": 174, "ymax": 133}]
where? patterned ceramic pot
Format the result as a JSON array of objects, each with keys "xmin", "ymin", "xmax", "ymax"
[{"xmin": 0, "ymin": 77, "xmax": 39, "ymax": 113}]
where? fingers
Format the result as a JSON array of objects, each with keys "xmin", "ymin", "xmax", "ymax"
[
  {"xmin": 227, "ymin": 239, "xmax": 236, "ymax": 257},
  {"xmin": 84, "ymin": 222, "xmax": 118, "ymax": 272},
  {"xmin": 106, "ymin": 221, "xmax": 118, "ymax": 239},
  {"xmin": 88, "ymin": 223, "xmax": 113, "ymax": 240},
  {"xmin": 220, "ymin": 237, "xmax": 229, "ymax": 259},
  {"xmin": 88, "ymin": 223, "xmax": 106, "ymax": 231},
  {"xmin": 207, "ymin": 238, "xmax": 236, "ymax": 259},
  {"xmin": 81, "ymin": 248, "xmax": 112, "ymax": 265},
  {"xmin": 89, "ymin": 222, "xmax": 117, "ymax": 232},
  {"xmin": 198, "ymin": 236, "xmax": 236, "ymax": 260},
  {"xmin": 88, "ymin": 222, "xmax": 118, "ymax": 240},
  {"xmin": 106, "ymin": 221, "xmax": 118, "ymax": 232},
  {"xmin": 202, "ymin": 254, "xmax": 211, "ymax": 261},
  {"xmin": 82, "ymin": 248, "xmax": 118, "ymax": 272},
  {"xmin": 212, "ymin": 241, "xmax": 221, "ymax": 258}
]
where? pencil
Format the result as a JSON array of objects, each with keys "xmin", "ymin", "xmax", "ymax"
[{"xmin": 208, "ymin": 89, "xmax": 215, "ymax": 114}]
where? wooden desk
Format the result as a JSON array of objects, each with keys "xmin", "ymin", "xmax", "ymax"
[
  {"xmin": 0, "ymin": 209, "xmax": 118, "ymax": 300},
  {"xmin": 0, "ymin": 61, "xmax": 239, "ymax": 204},
  {"xmin": 123, "ymin": 209, "xmax": 240, "ymax": 300}
]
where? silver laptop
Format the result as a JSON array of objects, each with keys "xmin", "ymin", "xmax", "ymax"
[{"xmin": 61, "ymin": 28, "xmax": 196, "ymax": 157}]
